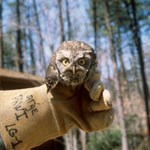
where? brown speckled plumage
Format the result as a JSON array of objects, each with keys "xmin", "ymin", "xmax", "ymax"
[{"xmin": 45, "ymin": 41, "xmax": 97, "ymax": 92}]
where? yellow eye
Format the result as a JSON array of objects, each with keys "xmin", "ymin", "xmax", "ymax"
[
  {"xmin": 78, "ymin": 58, "xmax": 86, "ymax": 66},
  {"xmin": 62, "ymin": 58, "xmax": 70, "ymax": 66}
]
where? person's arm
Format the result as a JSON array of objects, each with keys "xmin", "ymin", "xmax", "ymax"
[
  {"xmin": 0, "ymin": 80, "xmax": 114, "ymax": 150},
  {"xmin": 0, "ymin": 85, "xmax": 67, "ymax": 150}
]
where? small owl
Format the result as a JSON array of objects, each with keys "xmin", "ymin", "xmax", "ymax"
[{"xmin": 45, "ymin": 41, "xmax": 97, "ymax": 92}]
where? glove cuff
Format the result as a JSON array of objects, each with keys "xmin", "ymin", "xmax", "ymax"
[{"xmin": 0, "ymin": 85, "xmax": 69, "ymax": 150}]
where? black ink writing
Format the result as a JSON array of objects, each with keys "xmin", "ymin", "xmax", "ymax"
[
  {"xmin": 13, "ymin": 94, "xmax": 38, "ymax": 121},
  {"xmin": 15, "ymin": 112, "xmax": 28, "ymax": 121},
  {"xmin": 5, "ymin": 124, "xmax": 23, "ymax": 150},
  {"xmin": 11, "ymin": 136, "xmax": 22, "ymax": 150},
  {"xmin": 26, "ymin": 95, "xmax": 38, "ymax": 116}
]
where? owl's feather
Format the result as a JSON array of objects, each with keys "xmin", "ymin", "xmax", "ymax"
[
  {"xmin": 45, "ymin": 41, "xmax": 97, "ymax": 92},
  {"xmin": 45, "ymin": 53, "xmax": 60, "ymax": 92}
]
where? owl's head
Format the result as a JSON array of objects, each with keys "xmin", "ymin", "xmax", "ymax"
[{"xmin": 46, "ymin": 41, "xmax": 97, "ymax": 92}]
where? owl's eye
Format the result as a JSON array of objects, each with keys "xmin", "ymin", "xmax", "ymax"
[
  {"xmin": 62, "ymin": 58, "xmax": 70, "ymax": 66},
  {"xmin": 78, "ymin": 58, "xmax": 86, "ymax": 66}
]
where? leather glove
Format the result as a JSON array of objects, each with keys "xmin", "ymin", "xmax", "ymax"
[
  {"xmin": 84, "ymin": 70, "xmax": 112, "ymax": 111},
  {"xmin": 0, "ymin": 74, "xmax": 114, "ymax": 150}
]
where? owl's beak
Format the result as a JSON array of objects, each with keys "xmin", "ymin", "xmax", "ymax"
[{"xmin": 72, "ymin": 65, "xmax": 76, "ymax": 74}]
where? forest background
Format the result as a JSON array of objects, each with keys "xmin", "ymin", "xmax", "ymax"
[{"xmin": 0, "ymin": 0, "xmax": 149, "ymax": 150}]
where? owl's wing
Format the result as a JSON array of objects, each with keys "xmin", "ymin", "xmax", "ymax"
[
  {"xmin": 45, "ymin": 53, "xmax": 60, "ymax": 93},
  {"xmin": 45, "ymin": 64, "xmax": 60, "ymax": 92}
]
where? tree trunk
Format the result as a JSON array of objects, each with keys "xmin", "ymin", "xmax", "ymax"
[
  {"xmin": 57, "ymin": 0, "xmax": 65, "ymax": 42},
  {"xmin": 92, "ymin": 0, "xmax": 98, "ymax": 51},
  {"xmin": 0, "ymin": 0, "xmax": 3, "ymax": 68},
  {"xmin": 124, "ymin": 0, "xmax": 150, "ymax": 141},
  {"xmin": 64, "ymin": 129, "xmax": 78, "ymax": 150},
  {"xmin": 27, "ymin": 5, "xmax": 36, "ymax": 75},
  {"xmin": 33, "ymin": 0, "xmax": 46, "ymax": 70},
  {"xmin": 103, "ymin": 1, "xmax": 128, "ymax": 150},
  {"xmin": 16, "ymin": 0, "xmax": 23, "ymax": 72},
  {"xmin": 130, "ymin": 0, "xmax": 150, "ymax": 141},
  {"xmin": 80, "ymin": 130, "xmax": 86, "ymax": 150},
  {"xmin": 130, "ymin": 42, "xmax": 143, "ymax": 96},
  {"xmin": 117, "ymin": 27, "xmax": 130, "ymax": 100},
  {"xmin": 123, "ymin": 0, "xmax": 143, "ymax": 97},
  {"xmin": 65, "ymin": 0, "xmax": 72, "ymax": 40}
]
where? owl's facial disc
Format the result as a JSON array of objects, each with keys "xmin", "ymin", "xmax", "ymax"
[
  {"xmin": 60, "ymin": 69, "xmax": 88, "ymax": 86},
  {"xmin": 56, "ymin": 50, "xmax": 92, "ymax": 87}
]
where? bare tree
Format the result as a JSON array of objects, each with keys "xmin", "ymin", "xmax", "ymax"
[
  {"xmin": 80, "ymin": 130, "xmax": 86, "ymax": 150},
  {"xmin": 116, "ymin": 26, "xmax": 131, "ymax": 100},
  {"xmin": 130, "ymin": 0, "xmax": 150, "ymax": 141},
  {"xmin": 16, "ymin": 0, "xmax": 23, "ymax": 72},
  {"xmin": 57, "ymin": 0, "xmax": 65, "ymax": 42},
  {"xmin": 123, "ymin": 0, "xmax": 143, "ymax": 97},
  {"xmin": 65, "ymin": 0, "xmax": 72, "ymax": 40},
  {"xmin": 92, "ymin": 0, "xmax": 98, "ymax": 51},
  {"xmin": 103, "ymin": 1, "xmax": 128, "ymax": 150},
  {"xmin": 26, "ymin": 4, "xmax": 36, "ymax": 75},
  {"xmin": 64, "ymin": 129, "xmax": 78, "ymax": 150},
  {"xmin": 0, "ymin": 0, "xmax": 3, "ymax": 68},
  {"xmin": 33, "ymin": 0, "xmax": 46, "ymax": 70},
  {"xmin": 123, "ymin": 0, "xmax": 150, "ymax": 141}
]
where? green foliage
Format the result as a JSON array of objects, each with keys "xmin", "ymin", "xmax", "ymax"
[
  {"xmin": 125, "ymin": 115, "xmax": 144, "ymax": 149},
  {"xmin": 127, "ymin": 133, "xmax": 143, "ymax": 149},
  {"xmin": 87, "ymin": 129, "xmax": 121, "ymax": 150}
]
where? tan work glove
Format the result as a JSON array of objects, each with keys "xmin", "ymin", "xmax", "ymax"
[
  {"xmin": 0, "ymin": 73, "xmax": 114, "ymax": 150},
  {"xmin": 84, "ymin": 70, "xmax": 112, "ymax": 111}
]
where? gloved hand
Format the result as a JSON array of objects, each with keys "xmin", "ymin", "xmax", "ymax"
[
  {"xmin": 84, "ymin": 70, "xmax": 112, "ymax": 111},
  {"xmin": 0, "ymin": 72, "xmax": 114, "ymax": 150}
]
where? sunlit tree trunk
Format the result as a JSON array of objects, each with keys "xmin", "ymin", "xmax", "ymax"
[
  {"xmin": 103, "ymin": 1, "xmax": 128, "ymax": 150},
  {"xmin": 16, "ymin": 0, "xmax": 23, "ymax": 72},
  {"xmin": 80, "ymin": 130, "xmax": 86, "ymax": 150},
  {"xmin": 57, "ymin": 0, "xmax": 65, "ymax": 42},
  {"xmin": 64, "ymin": 129, "xmax": 78, "ymax": 150},
  {"xmin": 33, "ymin": 0, "xmax": 46, "ymax": 70},
  {"xmin": 0, "ymin": 0, "xmax": 3, "ymax": 68}
]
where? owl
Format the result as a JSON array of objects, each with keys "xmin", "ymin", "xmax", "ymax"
[{"xmin": 45, "ymin": 41, "xmax": 97, "ymax": 92}]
